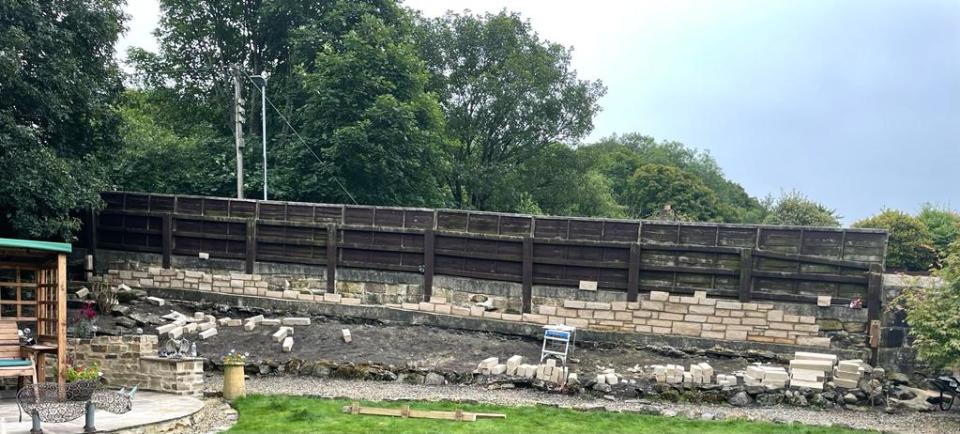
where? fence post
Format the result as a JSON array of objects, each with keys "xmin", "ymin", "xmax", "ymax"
[
  {"xmin": 522, "ymin": 236, "xmax": 533, "ymax": 313},
  {"xmin": 161, "ymin": 214, "xmax": 172, "ymax": 269},
  {"xmin": 87, "ymin": 209, "xmax": 99, "ymax": 256},
  {"xmin": 738, "ymin": 249, "xmax": 753, "ymax": 302},
  {"xmin": 326, "ymin": 224, "xmax": 337, "ymax": 294},
  {"xmin": 423, "ymin": 229, "xmax": 434, "ymax": 302},
  {"xmin": 867, "ymin": 263, "xmax": 882, "ymax": 364},
  {"xmin": 627, "ymin": 243, "xmax": 640, "ymax": 302},
  {"xmin": 245, "ymin": 219, "xmax": 257, "ymax": 274}
]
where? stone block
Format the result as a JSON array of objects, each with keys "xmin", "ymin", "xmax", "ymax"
[
  {"xmin": 470, "ymin": 306, "xmax": 485, "ymax": 316},
  {"xmin": 225, "ymin": 319, "xmax": 242, "ymax": 327},
  {"xmin": 594, "ymin": 310, "xmax": 614, "ymax": 320},
  {"xmin": 522, "ymin": 313, "xmax": 548, "ymax": 324},
  {"xmin": 577, "ymin": 310, "xmax": 593, "ymax": 319},
  {"xmin": 199, "ymin": 328, "xmax": 217, "ymax": 340},
  {"xmin": 565, "ymin": 318, "xmax": 588, "ymax": 327},
  {"xmin": 429, "ymin": 296, "xmax": 447, "ymax": 304},
  {"xmin": 282, "ymin": 336, "xmax": 294, "ymax": 352},
  {"xmin": 260, "ymin": 318, "xmax": 281, "ymax": 326},
  {"xmin": 434, "ymin": 304, "xmax": 451, "ymax": 314},
  {"xmin": 451, "ymin": 307, "xmax": 471, "ymax": 316},
  {"xmin": 784, "ymin": 314, "xmax": 800, "ymax": 323},
  {"xmin": 641, "ymin": 300, "xmax": 664, "ymax": 311},
  {"xmin": 243, "ymin": 321, "xmax": 257, "ymax": 331},
  {"xmin": 340, "ymin": 297, "xmax": 361, "ymax": 305},
  {"xmin": 685, "ymin": 314, "xmax": 707, "ymax": 323},
  {"xmin": 323, "ymin": 293, "xmax": 342, "ymax": 303},
  {"xmin": 282, "ymin": 290, "xmax": 300, "ymax": 299},
  {"xmin": 610, "ymin": 302, "xmax": 627, "ymax": 311},
  {"xmin": 146, "ymin": 297, "xmax": 165, "ymax": 306},
  {"xmin": 799, "ymin": 315, "xmax": 816, "ymax": 324},
  {"xmin": 688, "ymin": 305, "xmax": 715, "ymax": 315},
  {"xmin": 538, "ymin": 305, "xmax": 557, "ymax": 316},
  {"xmin": 501, "ymin": 313, "xmax": 522, "ymax": 322},
  {"xmin": 701, "ymin": 330, "xmax": 726, "ymax": 339},
  {"xmin": 418, "ymin": 302, "xmax": 435, "ymax": 312},
  {"xmin": 659, "ymin": 312, "xmax": 684, "ymax": 321},
  {"xmin": 168, "ymin": 327, "xmax": 183, "ymax": 339},
  {"xmin": 649, "ymin": 291, "xmax": 670, "ymax": 302},
  {"xmin": 614, "ymin": 312, "xmax": 632, "ymax": 321},
  {"xmin": 716, "ymin": 301, "xmax": 742, "ymax": 310},
  {"xmin": 817, "ymin": 295, "xmax": 832, "ymax": 307},
  {"xmin": 156, "ymin": 323, "xmax": 179, "ymax": 334},
  {"xmin": 679, "ymin": 296, "xmax": 699, "ymax": 304},
  {"xmin": 672, "ymin": 322, "xmax": 702, "ymax": 336},
  {"xmin": 794, "ymin": 324, "xmax": 819, "ymax": 333},
  {"xmin": 769, "ymin": 322, "xmax": 793, "ymax": 330},
  {"xmin": 506, "ymin": 355, "xmax": 523, "ymax": 375},
  {"xmin": 725, "ymin": 330, "xmax": 748, "ymax": 341},
  {"xmin": 767, "ymin": 310, "xmax": 784, "ymax": 322},
  {"xmin": 198, "ymin": 322, "xmax": 215, "ymax": 332},
  {"xmin": 490, "ymin": 364, "xmax": 507, "ymax": 375},
  {"xmin": 265, "ymin": 290, "xmax": 284, "ymax": 299},
  {"xmin": 342, "ymin": 329, "xmax": 352, "ymax": 343},
  {"xmin": 482, "ymin": 311, "xmax": 502, "ymax": 320},
  {"xmin": 563, "ymin": 300, "xmax": 586, "ymax": 309},
  {"xmin": 585, "ymin": 302, "xmax": 610, "ymax": 310},
  {"xmin": 401, "ymin": 302, "xmax": 419, "ymax": 310},
  {"xmin": 282, "ymin": 317, "xmax": 311, "ymax": 326},
  {"xmin": 664, "ymin": 303, "xmax": 688, "ymax": 314},
  {"xmin": 183, "ymin": 323, "xmax": 198, "ymax": 334}
]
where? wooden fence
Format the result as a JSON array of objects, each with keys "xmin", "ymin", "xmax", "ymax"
[{"xmin": 81, "ymin": 192, "xmax": 888, "ymax": 317}]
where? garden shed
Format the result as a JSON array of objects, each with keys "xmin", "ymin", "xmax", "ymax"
[{"xmin": 0, "ymin": 238, "xmax": 70, "ymax": 388}]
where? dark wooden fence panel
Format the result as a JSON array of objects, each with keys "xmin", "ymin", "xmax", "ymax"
[{"xmin": 91, "ymin": 192, "xmax": 889, "ymax": 307}]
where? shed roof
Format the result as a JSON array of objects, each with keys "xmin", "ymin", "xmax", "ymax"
[{"xmin": 0, "ymin": 238, "xmax": 72, "ymax": 254}]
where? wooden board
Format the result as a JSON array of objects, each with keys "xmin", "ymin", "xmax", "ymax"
[{"xmin": 341, "ymin": 402, "xmax": 505, "ymax": 422}]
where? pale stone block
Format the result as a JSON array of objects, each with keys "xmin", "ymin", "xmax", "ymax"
[
  {"xmin": 641, "ymin": 300, "xmax": 664, "ymax": 311},
  {"xmin": 563, "ymin": 300, "xmax": 586, "ymax": 309},
  {"xmin": 157, "ymin": 323, "xmax": 179, "ymax": 334},
  {"xmin": 769, "ymin": 322, "xmax": 793, "ymax": 330},
  {"xmin": 767, "ymin": 310, "xmax": 784, "ymax": 322},
  {"xmin": 243, "ymin": 321, "xmax": 257, "ymax": 331},
  {"xmin": 452, "ymin": 307, "xmax": 472, "ymax": 316},
  {"xmin": 168, "ymin": 327, "xmax": 183, "ymax": 339},
  {"xmin": 482, "ymin": 311, "xmax": 502, "ymax": 320},
  {"xmin": 199, "ymin": 328, "xmax": 218, "ymax": 340},
  {"xmin": 491, "ymin": 364, "xmax": 507, "ymax": 375},
  {"xmin": 434, "ymin": 304, "xmax": 451, "ymax": 314},
  {"xmin": 725, "ymin": 330, "xmax": 748, "ymax": 340},
  {"xmin": 715, "ymin": 301, "xmax": 742, "ymax": 310},
  {"xmin": 341, "ymin": 297, "xmax": 361, "ymax": 305},
  {"xmin": 565, "ymin": 318, "xmax": 588, "ymax": 327},
  {"xmin": 684, "ymin": 314, "xmax": 707, "ymax": 323},
  {"xmin": 282, "ymin": 336, "xmax": 294, "ymax": 352},
  {"xmin": 679, "ymin": 296, "xmax": 699, "ymax": 304},
  {"xmin": 611, "ymin": 302, "xmax": 627, "ymax": 311},
  {"xmin": 784, "ymin": 314, "xmax": 800, "ymax": 323},
  {"xmin": 701, "ymin": 330, "xmax": 726, "ymax": 339},
  {"xmin": 323, "ymin": 293, "xmax": 342, "ymax": 303},
  {"xmin": 272, "ymin": 327, "xmax": 291, "ymax": 342},
  {"xmin": 817, "ymin": 295, "xmax": 832, "ymax": 307},
  {"xmin": 470, "ymin": 306, "xmax": 485, "ymax": 316},
  {"xmin": 282, "ymin": 317, "xmax": 311, "ymax": 326},
  {"xmin": 649, "ymin": 291, "xmax": 670, "ymax": 301},
  {"xmin": 478, "ymin": 357, "xmax": 499, "ymax": 369},
  {"xmin": 798, "ymin": 315, "xmax": 816, "ymax": 324},
  {"xmin": 663, "ymin": 303, "xmax": 688, "ymax": 314},
  {"xmin": 688, "ymin": 305, "xmax": 715, "ymax": 315},
  {"xmin": 342, "ymin": 329, "xmax": 352, "ymax": 343},
  {"xmin": 501, "ymin": 313, "xmax": 522, "ymax": 322},
  {"xmin": 260, "ymin": 318, "xmax": 281, "ymax": 326},
  {"xmin": 538, "ymin": 305, "xmax": 557, "ymax": 316},
  {"xmin": 742, "ymin": 303, "xmax": 758, "ymax": 311},
  {"xmin": 672, "ymin": 322, "xmax": 702, "ymax": 336},
  {"xmin": 506, "ymin": 355, "xmax": 523, "ymax": 375},
  {"xmin": 635, "ymin": 325, "xmax": 652, "ymax": 333},
  {"xmin": 183, "ymin": 323, "xmax": 198, "ymax": 334},
  {"xmin": 401, "ymin": 302, "xmax": 419, "ymax": 310},
  {"xmin": 585, "ymin": 302, "xmax": 610, "ymax": 310},
  {"xmin": 794, "ymin": 324, "xmax": 819, "ymax": 333},
  {"xmin": 795, "ymin": 336, "xmax": 832, "ymax": 348},
  {"xmin": 225, "ymin": 319, "xmax": 242, "ymax": 327},
  {"xmin": 614, "ymin": 312, "xmax": 632, "ymax": 321},
  {"xmin": 198, "ymin": 322, "xmax": 215, "ymax": 332},
  {"xmin": 659, "ymin": 312, "xmax": 684, "ymax": 321},
  {"xmin": 282, "ymin": 290, "xmax": 300, "ymax": 299},
  {"xmin": 146, "ymin": 296, "xmax": 165, "ymax": 306},
  {"xmin": 577, "ymin": 310, "xmax": 593, "ymax": 319},
  {"xmin": 594, "ymin": 310, "xmax": 614, "ymax": 320},
  {"xmin": 741, "ymin": 317, "xmax": 767, "ymax": 326},
  {"xmin": 522, "ymin": 313, "xmax": 548, "ymax": 324},
  {"xmin": 419, "ymin": 302, "xmax": 435, "ymax": 312},
  {"xmin": 265, "ymin": 290, "xmax": 284, "ymax": 299}
]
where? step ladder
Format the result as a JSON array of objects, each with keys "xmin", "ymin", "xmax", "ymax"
[{"xmin": 540, "ymin": 325, "xmax": 576, "ymax": 366}]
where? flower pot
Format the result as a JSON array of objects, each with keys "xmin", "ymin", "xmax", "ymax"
[
  {"xmin": 68, "ymin": 380, "xmax": 99, "ymax": 401},
  {"xmin": 223, "ymin": 361, "xmax": 246, "ymax": 400}
]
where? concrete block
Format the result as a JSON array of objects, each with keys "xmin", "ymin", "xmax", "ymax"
[
  {"xmin": 199, "ymin": 328, "xmax": 218, "ymax": 340},
  {"xmin": 282, "ymin": 336, "xmax": 294, "ymax": 352},
  {"xmin": 342, "ymin": 329, "xmax": 352, "ymax": 343},
  {"xmin": 506, "ymin": 355, "xmax": 523, "ymax": 375},
  {"xmin": 282, "ymin": 317, "xmax": 311, "ymax": 326},
  {"xmin": 649, "ymin": 291, "xmax": 670, "ymax": 301},
  {"xmin": 272, "ymin": 327, "xmax": 291, "ymax": 343},
  {"xmin": 146, "ymin": 296, "xmax": 165, "ymax": 306}
]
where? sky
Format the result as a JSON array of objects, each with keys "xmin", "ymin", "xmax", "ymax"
[{"xmin": 117, "ymin": 0, "xmax": 960, "ymax": 225}]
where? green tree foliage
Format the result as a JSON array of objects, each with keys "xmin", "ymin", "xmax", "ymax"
[
  {"xmin": 894, "ymin": 245, "xmax": 960, "ymax": 370},
  {"xmin": 114, "ymin": 91, "xmax": 236, "ymax": 196},
  {"xmin": 854, "ymin": 210, "xmax": 936, "ymax": 271},
  {"xmin": 0, "ymin": 0, "xmax": 124, "ymax": 239},
  {"xmin": 624, "ymin": 164, "xmax": 720, "ymax": 221},
  {"xmin": 416, "ymin": 11, "xmax": 606, "ymax": 210},
  {"xmin": 917, "ymin": 204, "xmax": 960, "ymax": 261},
  {"xmin": 289, "ymin": 14, "xmax": 448, "ymax": 206},
  {"xmin": 760, "ymin": 191, "xmax": 841, "ymax": 227},
  {"xmin": 486, "ymin": 142, "xmax": 625, "ymax": 217}
]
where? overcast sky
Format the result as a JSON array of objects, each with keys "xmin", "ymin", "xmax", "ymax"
[{"xmin": 117, "ymin": 0, "xmax": 960, "ymax": 225}]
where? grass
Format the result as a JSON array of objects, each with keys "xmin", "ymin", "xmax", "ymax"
[{"xmin": 227, "ymin": 395, "xmax": 866, "ymax": 434}]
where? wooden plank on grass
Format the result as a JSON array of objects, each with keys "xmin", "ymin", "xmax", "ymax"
[{"xmin": 341, "ymin": 402, "xmax": 503, "ymax": 422}]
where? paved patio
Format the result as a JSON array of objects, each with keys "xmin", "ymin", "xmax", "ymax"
[{"xmin": 0, "ymin": 391, "xmax": 204, "ymax": 433}]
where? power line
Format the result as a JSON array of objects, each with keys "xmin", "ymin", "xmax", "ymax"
[{"xmin": 242, "ymin": 74, "xmax": 358, "ymax": 205}]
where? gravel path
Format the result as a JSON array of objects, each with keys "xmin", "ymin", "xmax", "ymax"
[{"xmin": 205, "ymin": 375, "xmax": 960, "ymax": 433}]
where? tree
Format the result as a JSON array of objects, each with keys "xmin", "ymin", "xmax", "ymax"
[
  {"xmin": 917, "ymin": 204, "xmax": 960, "ymax": 262},
  {"xmin": 416, "ymin": 11, "xmax": 606, "ymax": 210},
  {"xmin": 760, "ymin": 191, "xmax": 841, "ymax": 227},
  {"xmin": 853, "ymin": 210, "xmax": 936, "ymax": 271},
  {"xmin": 0, "ymin": 0, "xmax": 125, "ymax": 240},
  {"xmin": 624, "ymin": 164, "xmax": 720, "ymax": 221},
  {"xmin": 894, "ymin": 245, "xmax": 960, "ymax": 370},
  {"xmin": 486, "ymin": 142, "xmax": 625, "ymax": 217},
  {"xmin": 283, "ymin": 13, "xmax": 448, "ymax": 206}
]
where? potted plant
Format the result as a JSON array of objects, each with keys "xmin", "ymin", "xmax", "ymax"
[
  {"xmin": 222, "ymin": 350, "xmax": 248, "ymax": 400},
  {"xmin": 64, "ymin": 362, "xmax": 101, "ymax": 400}
]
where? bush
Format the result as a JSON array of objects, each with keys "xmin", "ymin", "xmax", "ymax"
[
  {"xmin": 761, "ymin": 191, "xmax": 840, "ymax": 227},
  {"xmin": 853, "ymin": 209, "xmax": 936, "ymax": 271},
  {"xmin": 917, "ymin": 204, "xmax": 960, "ymax": 264},
  {"xmin": 895, "ymin": 249, "xmax": 960, "ymax": 370}
]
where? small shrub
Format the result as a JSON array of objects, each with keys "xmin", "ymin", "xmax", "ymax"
[{"xmin": 853, "ymin": 209, "xmax": 936, "ymax": 271}]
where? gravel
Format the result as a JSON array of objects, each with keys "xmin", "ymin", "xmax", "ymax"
[{"xmin": 204, "ymin": 374, "xmax": 960, "ymax": 433}]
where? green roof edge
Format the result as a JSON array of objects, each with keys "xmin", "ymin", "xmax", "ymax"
[{"xmin": 0, "ymin": 238, "xmax": 72, "ymax": 254}]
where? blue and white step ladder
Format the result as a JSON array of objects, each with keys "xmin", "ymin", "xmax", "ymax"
[{"xmin": 540, "ymin": 324, "xmax": 577, "ymax": 366}]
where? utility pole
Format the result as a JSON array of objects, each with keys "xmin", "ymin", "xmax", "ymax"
[
  {"xmin": 251, "ymin": 72, "xmax": 269, "ymax": 200},
  {"xmin": 232, "ymin": 68, "xmax": 246, "ymax": 199}
]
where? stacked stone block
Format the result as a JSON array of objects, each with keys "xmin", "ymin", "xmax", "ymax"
[{"xmin": 68, "ymin": 335, "xmax": 204, "ymax": 396}]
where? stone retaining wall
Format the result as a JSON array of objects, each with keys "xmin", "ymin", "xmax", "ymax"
[{"xmin": 69, "ymin": 335, "xmax": 204, "ymax": 396}]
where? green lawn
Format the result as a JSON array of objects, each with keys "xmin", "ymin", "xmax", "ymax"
[{"xmin": 227, "ymin": 395, "xmax": 866, "ymax": 434}]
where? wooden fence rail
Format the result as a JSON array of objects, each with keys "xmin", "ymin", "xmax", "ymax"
[{"xmin": 82, "ymin": 192, "xmax": 888, "ymax": 318}]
